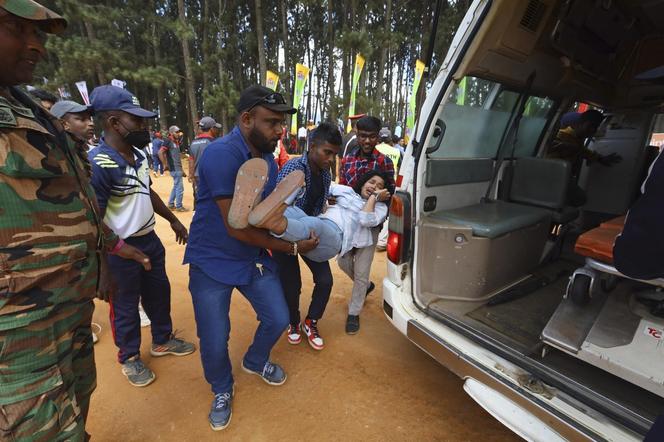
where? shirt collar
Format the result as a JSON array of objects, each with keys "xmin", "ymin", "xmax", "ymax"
[
  {"xmin": 352, "ymin": 147, "xmax": 379, "ymax": 159},
  {"xmin": 98, "ymin": 139, "xmax": 145, "ymax": 168},
  {"xmin": 195, "ymin": 133, "xmax": 214, "ymax": 140}
]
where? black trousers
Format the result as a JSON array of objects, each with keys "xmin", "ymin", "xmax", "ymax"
[{"xmin": 272, "ymin": 251, "xmax": 333, "ymax": 324}]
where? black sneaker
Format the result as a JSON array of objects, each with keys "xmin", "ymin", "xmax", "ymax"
[
  {"xmin": 365, "ymin": 282, "xmax": 375, "ymax": 297},
  {"xmin": 345, "ymin": 315, "xmax": 360, "ymax": 335}
]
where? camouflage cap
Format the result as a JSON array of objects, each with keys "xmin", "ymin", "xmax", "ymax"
[{"xmin": 0, "ymin": 0, "xmax": 67, "ymax": 34}]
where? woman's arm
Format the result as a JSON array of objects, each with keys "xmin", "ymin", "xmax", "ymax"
[{"xmin": 358, "ymin": 190, "xmax": 390, "ymax": 227}]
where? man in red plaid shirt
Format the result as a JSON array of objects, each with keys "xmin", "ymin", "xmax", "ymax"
[
  {"xmin": 337, "ymin": 115, "xmax": 394, "ymax": 334},
  {"xmin": 338, "ymin": 115, "xmax": 395, "ymax": 189}
]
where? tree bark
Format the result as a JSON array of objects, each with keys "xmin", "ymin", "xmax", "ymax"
[
  {"xmin": 177, "ymin": 0, "xmax": 198, "ymax": 137},
  {"xmin": 326, "ymin": 0, "xmax": 335, "ymax": 120},
  {"xmin": 202, "ymin": 0, "xmax": 211, "ymax": 104},
  {"xmin": 280, "ymin": 0, "xmax": 290, "ymax": 98},
  {"xmin": 375, "ymin": 0, "xmax": 391, "ymax": 115},
  {"xmin": 83, "ymin": 21, "xmax": 105, "ymax": 85},
  {"xmin": 254, "ymin": 0, "xmax": 267, "ymax": 85}
]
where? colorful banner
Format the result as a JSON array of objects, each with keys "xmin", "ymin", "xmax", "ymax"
[
  {"xmin": 75, "ymin": 81, "xmax": 90, "ymax": 105},
  {"xmin": 265, "ymin": 70, "xmax": 279, "ymax": 91},
  {"xmin": 406, "ymin": 59, "xmax": 425, "ymax": 136},
  {"xmin": 290, "ymin": 63, "xmax": 310, "ymax": 135},
  {"xmin": 346, "ymin": 54, "xmax": 366, "ymax": 133}
]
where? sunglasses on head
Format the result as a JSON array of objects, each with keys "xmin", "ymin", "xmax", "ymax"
[{"xmin": 248, "ymin": 93, "xmax": 286, "ymax": 111}]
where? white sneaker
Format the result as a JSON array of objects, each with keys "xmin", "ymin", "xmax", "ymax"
[
  {"xmin": 139, "ymin": 306, "xmax": 151, "ymax": 327},
  {"xmin": 286, "ymin": 323, "xmax": 302, "ymax": 345},
  {"xmin": 302, "ymin": 319, "xmax": 324, "ymax": 351},
  {"xmin": 92, "ymin": 322, "xmax": 101, "ymax": 344}
]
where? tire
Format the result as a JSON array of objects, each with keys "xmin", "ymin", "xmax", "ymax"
[
  {"xmin": 601, "ymin": 275, "xmax": 619, "ymax": 293},
  {"xmin": 570, "ymin": 274, "xmax": 592, "ymax": 306}
]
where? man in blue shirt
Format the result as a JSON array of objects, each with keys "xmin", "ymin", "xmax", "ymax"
[
  {"xmin": 273, "ymin": 122, "xmax": 340, "ymax": 351},
  {"xmin": 89, "ymin": 85, "xmax": 195, "ymax": 388},
  {"xmin": 184, "ymin": 85, "xmax": 318, "ymax": 431}
]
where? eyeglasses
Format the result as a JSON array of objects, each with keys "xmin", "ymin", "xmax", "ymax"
[
  {"xmin": 262, "ymin": 93, "xmax": 286, "ymax": 105},
  {"xmin": 248, "ymin": 93, "xmax": 286, "ymax": 111}
]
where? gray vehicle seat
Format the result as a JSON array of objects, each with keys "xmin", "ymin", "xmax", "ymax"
[
  {"xmin": 509, "ymin": 157, "xmax": 579, "ymax": 224},
  {"xmin": 429, "ymin": 200, "xmax": 549, "ymax": 239}
]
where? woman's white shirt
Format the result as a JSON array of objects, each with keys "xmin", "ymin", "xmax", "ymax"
[{"xmin": 319, "ymin": 183, "xmax": 388, "ymax": 257}]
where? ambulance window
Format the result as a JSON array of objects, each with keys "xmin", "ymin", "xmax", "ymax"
[{"xmin": 430, "ymin": 76, "xmax": 554, "ymax": 159}]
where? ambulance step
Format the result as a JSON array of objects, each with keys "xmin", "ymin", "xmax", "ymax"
[{"xmin": 541, "ymin": 291, "xmax": 608, "ymax": 354}]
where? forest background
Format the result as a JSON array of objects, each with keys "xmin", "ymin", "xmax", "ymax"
[{"xmin": 34, "ymin": 0, "xmax": 471, "ymax": 139}]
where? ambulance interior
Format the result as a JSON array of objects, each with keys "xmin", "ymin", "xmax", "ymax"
[{"xmin": 414, "ymin": 0, "xmax": 664, "ymax": 433}]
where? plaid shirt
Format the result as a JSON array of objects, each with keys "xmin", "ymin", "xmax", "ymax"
[
  {"xmin": 278, "ymin": 153, "xmax": 331, "ymax": 216},
  {"xmin": 338, "ymin": 147, "xmax": 395, "ymax": 189}
]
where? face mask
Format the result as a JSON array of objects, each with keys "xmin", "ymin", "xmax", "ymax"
[
  {"xmin": 125, "ymin": 130, "xmax": 151, "ymax": 149},
  {"xmin": 117, "ymin": 119, "xmax": 150, "ymax": 148}
]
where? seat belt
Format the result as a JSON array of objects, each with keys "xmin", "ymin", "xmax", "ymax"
[{"xmin": 483, "ymin": 71, "xmax": 536, "ymax": 203}]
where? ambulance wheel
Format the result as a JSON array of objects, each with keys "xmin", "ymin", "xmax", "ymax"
[
  {"xmin": 570, "ymin": 275, "xmax": 592, "ymax": 306},
  {"xmin": 601, "ymin": 275, "xmax": 618, "ymax": 293}
]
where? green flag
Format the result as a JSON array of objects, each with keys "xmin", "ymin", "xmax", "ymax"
[
  {"xmin": 290, "ymin": 63, "xmax": 310, "ymax": 135},
  {"xmin": 406, "ymin": 60, "xmax": 425, "ymax": 137}
]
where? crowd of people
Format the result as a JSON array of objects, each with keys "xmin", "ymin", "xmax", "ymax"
[{"xmin": 0, "ymin": 2, "xmax": 403, "ymax": 438}]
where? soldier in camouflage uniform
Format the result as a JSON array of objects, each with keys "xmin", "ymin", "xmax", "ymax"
[{"xmin": 0, "ymin": 1, "xmax": 147, "ymax": 440}]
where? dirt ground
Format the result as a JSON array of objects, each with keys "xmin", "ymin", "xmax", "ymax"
[{"xmin": 86, "ymin": 167, "xmax": 518, "ymax": 441}]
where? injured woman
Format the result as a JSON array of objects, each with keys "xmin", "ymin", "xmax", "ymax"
[{"xmin": 228, "ymin": 158, "xmax": 390, "ymax": 262}]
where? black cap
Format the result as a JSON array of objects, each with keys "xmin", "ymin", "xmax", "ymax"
[{"xmin": 236, "ymin": 85, "xmax": 296, "ymax": 115}]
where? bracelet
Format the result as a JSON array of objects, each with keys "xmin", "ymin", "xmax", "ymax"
[
  {"xmin": 109, "ymin": 238, "xmax": 125, "ymax": 255},
  {"xmin": 289, "ymin": 241, "xmax": 298, "ymax": 256}
]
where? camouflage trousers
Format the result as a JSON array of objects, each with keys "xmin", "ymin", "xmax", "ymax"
[{"xmin": 0, "ymin": 300, "xmax": 96, "ymax": 442}]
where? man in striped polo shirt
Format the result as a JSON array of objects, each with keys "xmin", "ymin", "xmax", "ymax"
[{"xmin": 89, "ymin": 85, "xmax": 195, "ymax": 387}]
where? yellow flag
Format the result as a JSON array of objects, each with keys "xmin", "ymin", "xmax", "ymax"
[{"xmin": 265, "ymin": 70, "xmax": 279, "ymax": 91}]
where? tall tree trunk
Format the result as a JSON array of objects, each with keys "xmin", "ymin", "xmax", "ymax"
[
  {"xmin": 177, "ymin": 0, "xmax": 198, "ymax": 137},
  {"xmin": 254, "ymin": 0, "xmax": 267, "ymax": 85},
  {"xmin": 83, "ymin": 21, "xmax": 105, "ymax": 85},
  {"xmin": 202, "ymin": 0, "xmax": 211, "ymax": 106},
  {"xmin": 151, "ymin": 18, "xmax": 168, "ymax": 130},
  {"xmin": 375, "ymin": 0, "xmax": 392, "ymax": 114},
  {"xmin": 280, "ymin": 0, "xmax": 290, "ymax": 98},
  {"xmin": 326, "ymin": 0, "xmax": 335, "ymax": 120},
  {"xmin": 305, "ymin": 39, "xmax": 312, "ymax": 123}
]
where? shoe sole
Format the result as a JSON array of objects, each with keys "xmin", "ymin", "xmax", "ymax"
[
  {"xmin": 248, "ymin": 170, "xmax": 305, "ymax": 228},
  {"xmin": 209, "ymin": 412, "xmax": 232, "ymax": 431},
  {"xmin": 228, "ymin": 158, "xmax": 269, "ymax": 229},
  {"xmin": 287, "ymin": 336, "xmax": 301, "ymax": 345},
  {"xmin": 241, "ymin": 362, "xmax": 287, "ymax": 386},
  {"xmin": 150, "ymin": 348, "xmax": 196, "ymax": 357},
  {"xmin": 345, "ymin": 329, "xmax": 359, "ymax": 335},
  {"xmin": 122, "ymin": 371, "xmax": 156, "ymax": 387}
]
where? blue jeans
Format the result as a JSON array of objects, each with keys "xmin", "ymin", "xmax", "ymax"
[
  {"xmin": 168, "ymin": 170, "xmax": 184, "ymax": 208},
  {"xmin": 152, "ymin": 154, "xmax": 163, "ymax": 174},
  {"xmin": 281, "ymin": 207, "xmax": 342, "ymax": 262},
  {"xmin": 188, "ymin": 264, "xmax": 289, "ymax": 394}
]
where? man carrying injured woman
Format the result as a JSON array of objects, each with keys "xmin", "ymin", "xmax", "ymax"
[{"xmin": 228, "ymin": 159, "xmax": 391, "ymax": 263}]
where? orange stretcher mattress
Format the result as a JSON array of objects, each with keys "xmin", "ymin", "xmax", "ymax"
[{"xmin": 574, "ymin": 216, "xmax": 626, "ymax": 264}]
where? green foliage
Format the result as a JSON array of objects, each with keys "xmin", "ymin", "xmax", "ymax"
[{"xmin": 34, "ymin": 0, "xmax": 470, "ymax": 133}]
